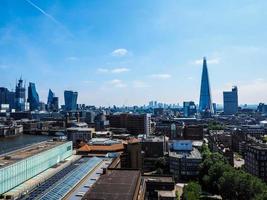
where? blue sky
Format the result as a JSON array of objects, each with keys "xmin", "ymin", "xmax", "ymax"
[{"xmin": 1, "ymin": 0, "xmax": 267, "ymax": 106}]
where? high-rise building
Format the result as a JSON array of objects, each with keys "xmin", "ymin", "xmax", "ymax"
[
  {"xmin": 47, "ymin": 89, "xmax": 59, "ymax": 112},
  {"xmin": 183, "ymin": 101, "xmax": 197, "ymax": 117},
  {"xmin": 15, "ymin": 78, "xmax": 26, "ymax": 111},
  {"xmin": 199, "ymin": 57, "xmax": 213, "ymax": 115},
  {"xmin": 0, "ymin": 87, "xmax": 10, "ymax": 105},
  {"xmin": 223, "ymin": 86, "xmax": 238, "ymax": 115},
  {"xmin": 47, "ymin": 89, "xmax": 54, "ymax": 105},
  {"xmin": 64, "ymin": 90, "xmax": 78, "ymax": 111},
  {"xmin": 27, "ymin": 82, "xmax": 40, "ymax": 111}
]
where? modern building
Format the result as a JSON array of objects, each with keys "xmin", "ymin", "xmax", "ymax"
[
  {"xmin": 81, "ymin": 169, "xmax": 141, "ymax": 200},
  {"xmin": 223, "ymin": 86, "xmax": 238, "ymax": 115},
  {"xmin": 199, "ymin": 57, "xmax": 213, "ymax": 115},
  {"xmin": 245, "ymin": 143, "xmax": 267, "ymax": 182},
  {"xmin": 183, "ymin": 101, "xmax": 197, "ymax": 117},
  {"xmin": 15, "ymin": 78, "xmax": 26, "ymax": 111},
  {"xmin": 0, "ymin": 88, "xmax": 9, "ymax": 106},
  {"xmin": 47, "ymin": 89, "xmax": 59, "ymax": 112},
  {"xmin": 169, "ymin": 140, "xmax": 202, "ymax": 181},
  {"xmin": 0, "ymin": 140, "xmax": 73, "ymax": 194},
  {"xmin": 64, "ymin": 90, "xmax": 78, "ymax": 111},
  {"xmin": 107, "ymin": 113, "xmax": 151, "ymax": 136},
  {"xmin": 27, "ymin": 82, "xmax": 40, "ymax": 111}
]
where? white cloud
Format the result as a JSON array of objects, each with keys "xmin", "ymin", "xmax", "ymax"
[
  {"xmin": 212, "ymin": 79, "xmax": 267, "ymax": 104},
  {"xmin": 111, "ymin": 67, "xmax": 130, "ymax": 73},
  {"xmin": 66, "ymin": 56, "xmax": 78, "ymax": 61},
  {"xmin": 97, "ymin": 68, "xmax": 109, "ymax": 73},
  {"xmin": 149, "ymin": 73, "xmax": 172, "ymax": 80},
  {"xmin": 111, "ymin": 48, "xmax": 128, "ymax": 57},
  {"xmin": 97, "ymin": 67, "xmax": 130, "ymax": 74},
  {"xmin": 132, "ymin": 80, "xmax": 150, "ymax": 88},
  {"xmin": 193, "ymin": 57, "xmax": 220, "ymax": 65},
  {"xmin": 110, "ymin": 79, "xmax": 127, "ymax": 88}
]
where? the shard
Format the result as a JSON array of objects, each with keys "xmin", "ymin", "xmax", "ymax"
[{"xmin": 199, "ymin": 57, "xmax": 214, "ymax": 115}]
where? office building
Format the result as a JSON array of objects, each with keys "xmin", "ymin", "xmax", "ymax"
[
  {"xmin": 199, "ymin": 57, "xmax": 214, "ymax": 115},
  {"xmin": 64, "ymin": 90, "xmax": 78, "ymax": 111},
  {"xmin": 223, "ymin": 86, "xmax": 238, "ymax": 115},
  {"xmin": 15, "ymin": 78, "xmax": 26, "ymax": 111},
  {"xmin": 0, "ymin": 141, "xmax": 73, "ymax": 194},
  {"xmin": 169, "ymin": 140, "xmax": 202, "ymax": 181},
  {"xmin": 47, "ymin": 89, "xmax": 54, "ymax": 105},
  {"xmin": 27, "ymin": 82, "xmax": 40, "ymax": 111},
  {"xmin": 245, "ymin": 143, "xmax": 267, "ymax": 182},
  {"xmin": 0, "ymin": 88, "xmax": 9, "ymax": 105},
  {"xmin": 183, "ymin": 101, "xmax": 197, "ymax": 117},
  {"xmin": 47, "ymin": 89, "xmax": 59, "ymax": 112},
  {"xmin": 107, "ymin": 113, "xmax": 151, "ymax": 136}
]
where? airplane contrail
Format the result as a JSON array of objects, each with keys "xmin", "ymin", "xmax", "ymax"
[
  {"xmin": 25, "ymin": 0, "xmax": 61, "ymax": 26},
  {"xmin": 25, "ymin": 0, "xmax": 74, "ymax": 38}
]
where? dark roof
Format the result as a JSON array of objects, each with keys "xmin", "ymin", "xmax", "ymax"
[{"xmin": 82, "ymin": 169, "xmax": 141, "ymax": 200}]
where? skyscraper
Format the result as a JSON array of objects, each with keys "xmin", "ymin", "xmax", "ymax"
[
  {"xmin": 199, "ymin": 57, "xmax": 213, "ymax": 115},
  {"xmin": 15, "ymin": 78, "xmax": 26, "ymax": 111},
  {"xmin": 47, "ymin": 89, "xmax": 54, "ymax": 105},
  {"xmin": 0, "ymin": 87, "xmax": 10, "ymax": 105},
  {"xmin": 64, "ymin": 90, "xmax": 78, "ymax": 111},
  {"xmin": 27, "ymin": 82, "xmax": 40, "ymax": 111},
  {"xmin": 223, "ymin": 86, "xmax": 238, "ymax": 115}
]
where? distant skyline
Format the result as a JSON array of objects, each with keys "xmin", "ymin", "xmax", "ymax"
[{"xmin": 1, "ymin": 0, "xmax": 267, "ymax": 106}]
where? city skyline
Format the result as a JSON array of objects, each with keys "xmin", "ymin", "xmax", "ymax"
[{"xmin": 1, "ymin": 0, "xmax": 267, "ymax": 106}]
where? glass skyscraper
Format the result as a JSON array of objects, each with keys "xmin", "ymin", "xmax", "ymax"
[
  {"xmin": 47, "ymin": 89, "xmax": 54, "ymax": 105},
  {"xmin": 15, "ymin": 78, "xmax": 26, "ymax": 111},
  {"xmin": 199, "ymin": 57, "xmax": 214, "ymax": 115},
  {"xmin": 64, "ymin": 90, "xmax": 78, "ymax": 111},
  {"xmin": 223, "ymin": 86, "xmax": 238, "ymax": 115},
  {"xmin": 27, "ymin": 82, "xmax": 40, "ymax": 111}
]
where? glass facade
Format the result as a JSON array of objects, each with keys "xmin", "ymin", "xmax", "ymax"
[
  {"xmin": 0, "ymin": 141, "xmax": 73, "ymax": 194},
  {"xmin": 199, "ymin": 57, "xmax": 214, "ymax": 114},
  {"xmin": 223, "ymin": 86, "xmax": 238, "ymax": 115},
  {"xmin": 15, "ymin": 78, "xmax": 26, "ymax": 111},
  {"xmin": 64, "ymin": 90, "xmax": 78, "ymax": 111},
  {"xmin": 27, "ymin": 82, "xmax": 40, "ymax": 111}
]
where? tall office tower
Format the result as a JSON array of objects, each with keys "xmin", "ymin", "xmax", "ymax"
[
  {"xmin": 64, "ymin": 90, "xmax": 78, "ymax": 111},
  {"xmin": 47, "ymin": 89, "xmax": 54, "ymax": 105},
  {"xmin": 223, "ymin": 86, "xmax": 238, "ymax": 115},
  {"xmin": 27, "ymin": 82, "xmax": 40, "ymax": 111},
  {"xmin": 183, "ymin": 101, "xmax": 197, "ymax": 117},
  {"xmin": 15, "ymin": 78, "xmax": 26, "ymax": 111},
  {"xmin": 0, "ymin": 87, "xmax": 10, "ymax": 105},
  {"xmin": 199, "ymin": 57, "xmax": 214, "ymax": 115},
  {"xmin": 8, "ymin": 91, "xmax": 15, "ymax": 110}
]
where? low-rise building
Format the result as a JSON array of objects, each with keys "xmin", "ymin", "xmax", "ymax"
[
  {"xmin": 169, "ymin": 140, "xmax": 202, "ymax": 181},
  {"xmin": 245, "ymin": 142, "xmax": 267, "ymax": 182}
]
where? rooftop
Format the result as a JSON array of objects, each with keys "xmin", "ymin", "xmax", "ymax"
[
  {"xmin": 82, "ymin": 169, "xmax": 141, "ymax": 200},
  {"xmin": 0, "ymin": 140, "xmax": 67, "ymax": 169},
  {"xmin": 169, "ymin": 147, "xmax": 202, "ymax": 159}
]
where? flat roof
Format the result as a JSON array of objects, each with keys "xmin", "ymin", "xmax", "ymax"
[
  {"xmin": 82, "ymin": 169, "xmax": 140, "ymax": 200},
  {"xmin": 0, "ymin": 140, "xmax": 67, "ymax": 169},
  {"xmin": 169, "ymin": 147, "xmax": 202, "ymax": 159}
]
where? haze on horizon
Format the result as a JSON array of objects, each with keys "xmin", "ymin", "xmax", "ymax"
[{"xmin": 1, "ymin": 0, "xmax": 267, "ymax": 106}]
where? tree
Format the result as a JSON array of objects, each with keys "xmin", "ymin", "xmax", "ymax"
[{"xmin": 183, "ymin": 182, "xmax": 202, "ymax": 200}]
